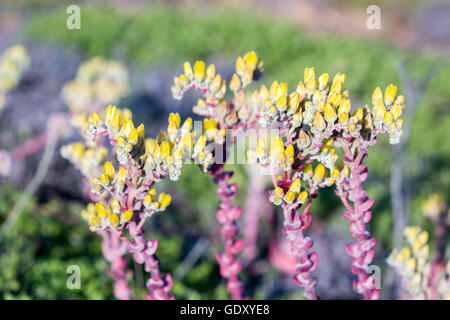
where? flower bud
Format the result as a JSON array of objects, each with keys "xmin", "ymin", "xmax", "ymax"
[
  {"xmin": 318, "ymin": 73, "xmax": 329, "ymax": 90},
  {"xmin": 121, "ymin": 209, "xmax": 133, "ymax": 222},
  {"xmin": 313, "ymin": 164, "xmax": 326, "ymax": 182},
  {"xmin": 384, "ymin": 84, "xmax": 397, "ymax": 106},
  {"xmin": 109, "ymin": 213, "xmax": 119, "ymax": 227},
  {"xmin": 230, "ymin": 74, "xmax": 241, "ymax": 91},
  {"xmin": 194, "ymin": 61, "xmax": 205, "ymax": 81},
  {"xmin": 313, "ymin": 112, "xmax": 326, "ymax": 131},
  {"xmin": 372, "ymin": 87, "xmax": 383, "ymax": 105},
  {"xmin": 206, "ymin": 64, "xmax": 215, "ymax": 81},
  {"xmin": 183, "ymin": 62, "xmax": 193, "ymax": 78}
]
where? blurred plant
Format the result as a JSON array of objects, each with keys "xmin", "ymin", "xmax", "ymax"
[
  {"xmin": 0, "ymin": 45, "xmax": 30, "ymax": 112},
  {"xmin": 388, "ymin": 225, "xmax": 449, "ymax": 299},
  {"xmin": 0, "ymin": 45, "xmax": 30, "ymax": 176},
  {"xmin": 61, "ymin": 56, "xmax": 129, "ymax": 130},
  {"xmin": 173, "ymin": 51, "xmax": 404, "ymax": 300}
]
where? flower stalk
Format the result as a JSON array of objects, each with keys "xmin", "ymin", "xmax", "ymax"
[
  {"xmin": 209, "ymin": 164, "xmax": 246, "ymax": 300},
  {"xmin": 101, "ymin": 230, "xmax": 132, "ymax": 300},
  {"xmin": 336, "ymin": 141, "xmax": 380, "ymax": 300}
]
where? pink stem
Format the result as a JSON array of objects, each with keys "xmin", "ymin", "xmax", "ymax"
[
  {"xmin": 10, "ymin": 132, "xmax": 49, "ymax": 161},
  {"xmin": 209, "ymin": 164, "xmax": 246, "ymax": 300},
  {"xmin": 101, "ymin": 231, "xmax": 132, "ymax": 300},
  {"xmin": 282, "ymin": 198, "xmax": 319, "ymax": 300},
  {"xmin": 127, "ymin": 221, "xmax": 175, "ymax": 300},
  {"xmin": 242, "ymin": 169, "xmax": 271, "ymax": 261},
  {"xmin": 338, "ymin": 148, "xmax": 380, "ymax": 300}
]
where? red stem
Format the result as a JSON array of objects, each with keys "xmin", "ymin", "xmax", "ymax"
[
  {"xmin": 101, "ymin": 231, "xmax": 132, "ymax": 300},
  {"xmin": 339, "ymin": 147, "xmax": 380, "ymax": 300},
  {"xmin": 209, "ymin": 164, "xmax": 246, "ymax": 300},
  {"xmin": 282, "ymin": 196, "xmax": 319, "ymax": 300},
  {"xmin": 127, "ymin": 221, "xmax": 175, "ymax": 300}
]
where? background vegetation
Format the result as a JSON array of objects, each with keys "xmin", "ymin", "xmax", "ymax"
[{"xmin": 0, "ymin": 0, "xmax": 448, "ymax": 299}]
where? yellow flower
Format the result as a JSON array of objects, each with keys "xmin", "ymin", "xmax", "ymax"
[
  {"xmin": 230, "ymin": 74, "xmax": 241, "ymax": 91},
  {"xmin": 383, "ymin": 111, "xmax": 394, "ymax": 124},
  {"xmin": 121, "ymin": 120, "xmax": 135, "ymax": 139},
  {"xmin": 109, "ymin": 213, "xmax": 119, "ymax": 227},
  {"xmin": 235, "ymin": 56, "xmax": 246, "ymax": 73},
  {"xmin": 284, "ymin": 191, "xmax": 296, "ymax": 204},
  {"xmin": 121, "ymin": 209, "xmax": 133, "ymax": 222},
  {"xmin": 390, "ymin": 103, "xmax": 402, "ymax": 120},
  {"xmin": 127, "ymin": 128, "xmax": 138, "ymax": 145},
  {"xmin": 331, "ymin": 166, "xmax": 340, "ymax": 179},
  {"xmin": 206, "ymin": 64, "xmax": 215, "ymax": 81},
  {"xmin": 160, "ymin": 141, "xmax": 172, "ymax": 159},
  {"xmin": 194, "ymin": 61, "xmax": 205, "ymax": 81},
  {"xmin": 298, "ymin": 191, "xmax": 309, "ymax": 203},
  {"xmin": 181, "ymin": 117, "xmax": 193, "ymax": 133},
  {"xmin": 324, "ymin": 103, "xmax": 337, "ymax": 123},
  {"xmin": 105, "ymin": 105, "xmax": 118, "ymax": 123},
  {"xmin": 304, "ymin": 67, "xmax": 316, "ymax": 92},
  {"xmin": 256, "ymin": 138, "xmax": 266, "ymax": 157},
  {"xmin": 297, "ymin": 130, "xmax": 311, "ymax": 149},
  {"xmin": 95, "ymin": 202, "xmax": 108, "ymax": 219},
  {"xmin": 404, "ymin": 226, "xmax": 421, "ymax": 242},
  {"xmin": 287, "ymin": 91, "xmax": 300, "ymax": 115},
  {"xmin": 88, "ymin": 112, "xmax": 102, "ymax": 126},
  {"xmin": 313, "ymin": 112, "xmax": 326, "ymax": 131},
  {"xmin": 210, "ymin": 74, "xmax": 222, "ymax": 92},
  {"xmin": 338, "ymin": 99, "xmax": 351, "ymax": 116},
  {"xmin": 243, "ymin": 51, "xmax": 258, "ymax": 69},
  {"xmin": 372, "ymin": 87, "xmax": 383, "ymax": 105},
  {"xmin": 169, "ymin": 112, "xmax": 181, "ymax": 128},
  {"xmin": 183, "ymin": 62, "xmax": 193, "ymax": 78},
  {"xmin": 116, "ymin": 166, "xmax": 126, "ymax": 184},
  {"xmin": 181, "ymin": 133, "xmax": 194, "ymax": 152},
  {"xmin": 194, "ymin": 135, "xmax": 206, "ymax": 154},
  {"xmin": 104, "ymin": 162, "xmax": 115, "ymax": 180},
  {"xmin": 352, "ymin": 108, "xmax": 363, "ymax": 122},
  {"xmin": 288, "ymin": 178, "xmax": 301, "ymax": 194},
  {"xmin": 327, "ymin": 91, "xmax": 341, "ymax": 106},
  {"xmin": 159, "ymin": 193, "xmax": 172, "ymax": 209},
  {"xmin": 384, "ymin": 84, "xmax": 397, "ymax": 106},
  {"xmin": 303, "ymin": 163, "xmax": 313, "ymax": 178},
  {"xmin": 312, "ymin": 90, "xmax": 323, "ymax": 105},
  {"xmin": 274, "ymin": 187, "xmax": 284, "ymax": 198},
  {"xmin": 318, "ymin": 73, "xmax": 329, "ymax": 90},
  {"xmin": 313, "ymin": 164, "xmax": 326, "ymax": 182},
  {"xmin": 111, "ymin": 200, "xmax": 121, "ymax": 213}
]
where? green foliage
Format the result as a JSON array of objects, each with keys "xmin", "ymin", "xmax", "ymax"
[{"xmin": 0, "ymin": 185, "xmax": 112, "ymax": 299}]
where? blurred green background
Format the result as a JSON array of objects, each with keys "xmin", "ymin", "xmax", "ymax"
[{"xmin": 0, "ymin": 0, "xmax": 448, "ymax": 299}]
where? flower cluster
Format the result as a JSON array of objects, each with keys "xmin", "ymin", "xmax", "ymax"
[
  {"xmin": 172, "ymin": 51, "xmax": 263, "ymax": 129},
  {"xmin": 388, "ymin": 227, "xmax": 450, "ymax": 299},
  {"xmin": 422, "ymin": 193, "xmax": 449, "ymax": 224},
  {"xmin": 59, "ymin": 50, "xmax": 407, "ymax": 300},
  {"xmin": 60, "ymin": 142, "xmax": 108, "ymax": 179},
  {"xmin": 0, "ymin": 45, "xmax": 30, "ymax": 110},
  {"xmin": 64, "ymin": 105, "xmax": 212, "ymax": 299},
  {"xmin": 172, "ymin": 51, "xmax": 404, "ymax": 300},
  {"xmin": 61, "ymin": 57, "xmax": 129, "ymax": 129}
]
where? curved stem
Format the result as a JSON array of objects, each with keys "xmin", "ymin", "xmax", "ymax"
[
  {"xmin": 338, "ymin": 149, "xmax": 380, "ymax": 300},
  {"xmin": 209, "ymin": 164, "xmax": 246, "ymax": 300},
  {"xmin": 281, "ymin": 198, "xmax": 319, "ymax": 300},
  {"xmin": 101, "ymin": 231, "xmax": 132, "ymax": 300},
  {"xmin": 127, "ymin": 221, "xmax": 175, "ymax": 300}
]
